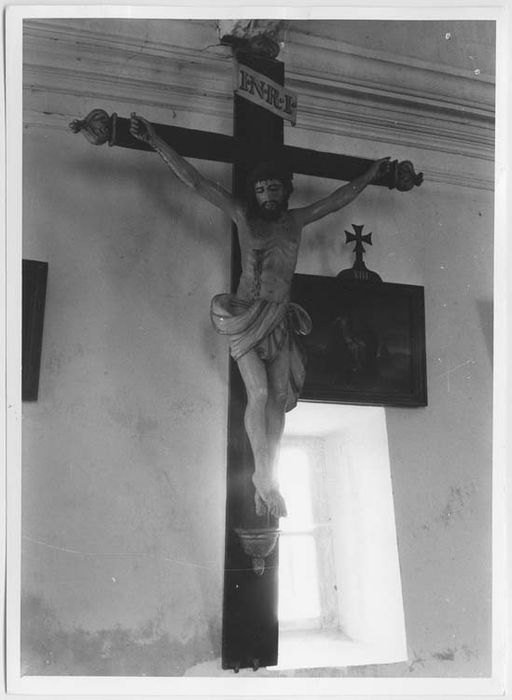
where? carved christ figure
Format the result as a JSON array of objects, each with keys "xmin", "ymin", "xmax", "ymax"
[{"xmin": 129, "ymin": 113, "xmax": 389, "ymax": 519}]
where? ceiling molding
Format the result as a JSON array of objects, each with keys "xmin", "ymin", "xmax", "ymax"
[
  {"xmin": 22, "ymin": 18, "xmax": 495, "ymax": 187},
  {"xmin": 288, "ymin": 71, "xmax": 493, "ymax": 123},
  {"xmin": 421, "ymin": 167, "xmax": 493, "ymax": 191},
  {"xmin": 284, "ymin": 27, "xmax": 495, "ymax": 87}
]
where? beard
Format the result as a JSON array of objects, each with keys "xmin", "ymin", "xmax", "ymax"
[{"xmin": 253, "ymin": 200, "xmax": 287, "ymax": 222}]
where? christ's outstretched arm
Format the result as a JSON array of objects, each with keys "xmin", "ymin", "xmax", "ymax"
[
  {"xmin": 129, "ymin": 114, "xmax": 243, "ymax": 221},
  {"xmin": 292, "ymin": 157, "xmax": 390, "ymax": 227}
]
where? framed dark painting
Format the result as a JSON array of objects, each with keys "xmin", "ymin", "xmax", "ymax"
[
  {"xmin": 22, "ymin": 259, "xmax": 48, "ymax": 401},
  {"xmin": 291, "ymin": 274, "xmax": 427, "ymax": 407}
]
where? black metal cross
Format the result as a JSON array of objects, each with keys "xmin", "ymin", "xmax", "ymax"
[
  {"xmin": 345, "ymin": 224, "xmax": 372, "ymax": 270},
  {"xmin": 338, "ymin": 224, "xmax": 383, "ymax": 283}
]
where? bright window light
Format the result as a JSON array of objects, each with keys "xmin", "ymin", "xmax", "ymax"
[
  {"xmin": 278, "ymin": 446, "xmax": 314, "ymax": 532},
  {"xmin": 279, "ymin": 535, "xmax": 320, "ymax": 622},
  {"xmin": 277, "ymin": 443, "xmax": 321, "ymax": 626}
]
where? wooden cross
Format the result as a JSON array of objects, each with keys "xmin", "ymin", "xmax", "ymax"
[
  {"xmin": 70, "ymin": 98, "xmax": 423, "ymax": 190},
  {"xmin": 71, "ymin": 48, "xmax": 422, "ymax": 673}
]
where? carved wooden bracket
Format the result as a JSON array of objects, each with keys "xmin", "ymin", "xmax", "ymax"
[{"xmin": 217, "ymin": 20, "xmax": 288, "ymax": 59}]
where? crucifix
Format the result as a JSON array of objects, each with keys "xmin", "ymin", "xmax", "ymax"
[{"xmin": 71, "ymin": 26, "xmax": 422, "ymax": 672}]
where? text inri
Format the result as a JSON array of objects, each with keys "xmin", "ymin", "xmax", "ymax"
[{"xmin": 234, "ymin": 61, "xmax": 298, "ymax": 126}]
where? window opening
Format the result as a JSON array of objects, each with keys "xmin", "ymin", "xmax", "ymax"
[
  {"xmin": 277, "ymin": 439, "xmax": 338, "ymax": 631},
  {"xmin": 274, "ymin": 402, "xmax": 408, "ymax": 671}
]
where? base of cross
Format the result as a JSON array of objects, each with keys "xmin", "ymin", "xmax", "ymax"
[{"xmin": 70, "ymin": 109, "xmax": 424, "ymax": 192}]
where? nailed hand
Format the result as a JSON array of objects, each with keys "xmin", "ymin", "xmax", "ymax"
[
  {"xmin": 370, "ymin": 156, "xmax": 392, "ymax": 183},
  {"xmin": 129, "ymin": 113, "xmax": 157, "ymax": 145}
]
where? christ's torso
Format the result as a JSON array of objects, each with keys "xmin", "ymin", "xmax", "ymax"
[{"xmin": 235, "ymin": 211, "xmax": 302, "ymax": 303}]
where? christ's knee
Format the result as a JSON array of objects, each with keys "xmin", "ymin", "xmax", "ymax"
[
  {"xmin": 245, "ymin": 383, "xmax": 268, "ymax": 412},
  {"xmin": 269, "ymin": 387, "xmax": 288, "ymax": 413},
  {"xmin": 266, "ymin": 389, "xmax": 288, "ymax": 448}
]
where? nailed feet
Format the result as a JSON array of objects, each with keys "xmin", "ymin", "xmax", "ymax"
[{"xmin": 253, "ymin": 474, "xmax": 287, "ymax": 519}]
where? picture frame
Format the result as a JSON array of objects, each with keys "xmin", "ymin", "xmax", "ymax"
[
  {"xmin": 291, "ymin": 274, "xmax": 427, "ymax": 407},
  {"xmin": 22, "ymin": 259, "xmax": 48, "ymax": 401}
]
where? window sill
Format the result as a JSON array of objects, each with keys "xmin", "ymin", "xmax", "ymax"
[
  {"xmin": 184, "ymin": 629, "xmax": 407, "ymax": 676},
  {"xmin": 274, "ymin": 627, "xmax": 408, "ymax": 670}
]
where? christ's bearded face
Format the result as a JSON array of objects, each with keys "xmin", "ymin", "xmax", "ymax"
[{"xmin": 253, "ymin": 178, "xmax": 287, "ymax": 221}]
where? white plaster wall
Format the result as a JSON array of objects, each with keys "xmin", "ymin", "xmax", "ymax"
[
  {"xmin": 21, "ymin": 124, "xmax": 233, "ymax": 674},
  {"xmin": 384, "ymin": 181, "xmax": 493, "ymax": 677}
]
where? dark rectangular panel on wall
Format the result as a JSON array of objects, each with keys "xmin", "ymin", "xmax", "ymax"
[
  {"xmin": 22, "ymin": 259, "xmax": 48, "ymax": 401},
  {"xmin": 222, "ymin": 51, "xmax": 284, "ymax": 672},
  {"xmin": 291, "ymin": 274, "xmax": 428, "ymax": 407}
]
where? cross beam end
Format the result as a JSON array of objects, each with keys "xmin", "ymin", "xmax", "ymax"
[{"xmin": 376, "ymin": 159, "xmax": 424, "ymax": 192}]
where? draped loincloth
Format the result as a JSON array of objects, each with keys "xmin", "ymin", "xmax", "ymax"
[{"xmin": 210, "ymin": 294, "xmax": 312, "ymax": 412}]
